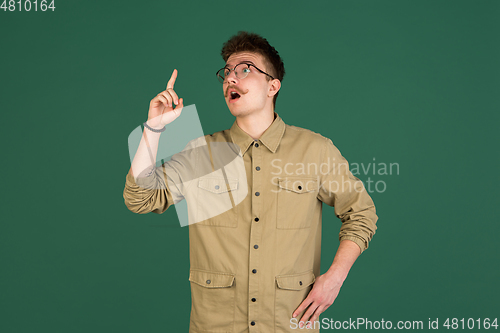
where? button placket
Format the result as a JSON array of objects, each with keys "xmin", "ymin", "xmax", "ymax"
[{"xmin": 249, "ymin": 138, "xmax": 263, "ymax": 328}]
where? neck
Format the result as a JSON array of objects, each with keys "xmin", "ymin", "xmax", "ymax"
[{"xmin": 235, "ymin": 108, "xmax": 275, "ymax": 140}]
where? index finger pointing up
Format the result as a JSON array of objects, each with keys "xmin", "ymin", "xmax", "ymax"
[{"xmin": 166, "ymin": 69, "xmax": 178, "ymax": 90}]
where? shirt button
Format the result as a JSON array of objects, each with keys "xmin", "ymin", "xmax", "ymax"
[
  {"xmin": 254, "ymin": 217, "xmax": 259, "ymax": 222},
  {"xmin": 215, "ymin": 185, "xmax": 220, "ymax": 190},
  {"xmin": 254, "ymin": 244, "xmax": 259, "ymax": 249},
  {"xmin": 251, "ymin": 321, "xmax": 256, "ymax": 326},
  {"xmin": 255, "ymin": 192, "xmax": 260, "ymax": 196},
  {"xmin": 206, "ymin": 280, "xmax": 211, "ymax": 284},
  {"xmin": 256, "ymin": 166, "xmax": 260, "ymax": 171},
  {"xmin": 254, "ymin": 143, "xmax": 259, "ymax": 148},
  {"xmin": 299, "ymin": 281, "xmax": 303, "ymax": 286},
  {"xmin": 251, "ymin": 298, "xmax": 256, "ymax": 302},
  {"xmin": 252, "ymin": 269, "xmax": 257, "ymax": 274}
]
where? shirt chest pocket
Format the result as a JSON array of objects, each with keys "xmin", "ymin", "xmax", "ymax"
[
  {"xmin": 195, "ymin": 177, "xmax": 239, "ymax": 227},
  {"xmin": 277, "ymin": 177, "xmax": 319, "ymax": 229}
]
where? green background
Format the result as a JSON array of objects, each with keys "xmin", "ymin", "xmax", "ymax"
[{"xmin": 1, "ymin": 0, "xmax": 499, "ymax": 331}]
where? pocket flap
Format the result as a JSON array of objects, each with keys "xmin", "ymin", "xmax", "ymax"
[
  {"xmin": 189, "ymin": 269, "xmax": 235, "ymax": 288},
  {"xmin": 278, "ymin": 177, "xmax": 318, "ymax": 194},
  {"xmin": 198, "ymin": 178, "xmax": 238, "ymax": 194},
  {"xmin": 276, "ymin": 271, "xmax": 315, "ymax": 290}
]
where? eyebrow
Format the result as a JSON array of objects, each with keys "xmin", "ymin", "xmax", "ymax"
[{"xmin": 224, "ymin": 61, "xmax": 256, "ymax": 68}]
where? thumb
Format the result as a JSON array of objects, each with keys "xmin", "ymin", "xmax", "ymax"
[
  {"xmin": 173, "ymin": 98, "xmax": 184, "ymax": 117},
  {"xmin": 158, "ymin": 98, "xmax": 184, "ymax": 125}
]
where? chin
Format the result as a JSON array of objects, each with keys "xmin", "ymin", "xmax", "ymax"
[
  {"xmin": 226, "ymin": 100, "xmax": 262, "ymax": 118},
  {"xmin": 227, "ymin": 104, "xmax": 246, "ymax": 117}
]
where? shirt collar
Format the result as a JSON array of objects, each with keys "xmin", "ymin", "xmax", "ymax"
[{"xmin": 229, "ymin": 112, "xmax": 286, "ymax": 156}]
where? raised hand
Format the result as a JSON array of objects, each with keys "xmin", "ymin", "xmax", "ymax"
[{"xmin": 147, "ymin": 69, "xmax": 184, "ymax": 129}]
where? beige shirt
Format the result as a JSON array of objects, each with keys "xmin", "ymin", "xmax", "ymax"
[{"xmin": 123, "ymin": 112, "xmax": 378, "ymax": 333}]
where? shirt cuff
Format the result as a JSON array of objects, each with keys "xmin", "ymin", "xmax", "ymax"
[
  {"xmin": 126, "ymin": 171, "xmax": 137, "ymax": 186},
  {"xmin": 339, "ymin": 236, "xmax": 367, "ymax": 254},
  {"xmin": 126, "ymin": 169, "xmax": 158, "ymax": 189}
]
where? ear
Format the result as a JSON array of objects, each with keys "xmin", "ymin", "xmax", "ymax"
[{"xmin": 268, "ymin": 79, "xmax": 281, "ymax": 98}]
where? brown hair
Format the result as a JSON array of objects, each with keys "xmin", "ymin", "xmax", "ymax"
[{"xmin": 221, "ymin": 31, "xmax": 285, "ymax": 109}]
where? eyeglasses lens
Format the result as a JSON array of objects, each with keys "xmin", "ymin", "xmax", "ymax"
[{"xmin": 218, "ymin": 64, "xmax": 250, "ymax": 83}]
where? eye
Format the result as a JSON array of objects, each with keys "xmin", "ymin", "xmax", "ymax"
[{"xmin": 243, "ymin": 67, "xmax": 251, "ymax": 73}]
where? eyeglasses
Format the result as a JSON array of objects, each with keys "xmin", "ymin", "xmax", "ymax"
[{"xmin": 216, "ymin": 62, "xmax": 274, "ymax": 83}]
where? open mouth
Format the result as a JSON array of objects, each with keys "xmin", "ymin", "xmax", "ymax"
[{"xmin": 229, "ymin": 91, "xmax": 241, "ymax": 102}]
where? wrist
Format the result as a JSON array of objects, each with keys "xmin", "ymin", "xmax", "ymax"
[
  {"xmin": 144, "ymin": 120, "xmax": 165, "ymax": 133},
  {"xmin": 325, "ymin": 266, "xmax": 348, "ymax": 283}
]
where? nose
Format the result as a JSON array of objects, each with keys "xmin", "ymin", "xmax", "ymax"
[{"xmin": 225, "ymin": 70, "xmax": 238, "ymax": 84}]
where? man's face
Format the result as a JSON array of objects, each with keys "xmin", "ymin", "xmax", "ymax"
[{"xmin": 223, "ymin": 52, "xmax": 274, "ymax": 117}]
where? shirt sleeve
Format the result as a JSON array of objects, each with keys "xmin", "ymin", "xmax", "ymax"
[
  {"xmin": 316, "ymin": 137, "xmax": 378, "ymax": 253},
  {"xmin": 123, "ymin": 165, "xmax": 175, "ymax": 215},
  {"xmin": 123, "ymin": 140, "xmax": 198, "ymax": 215}
]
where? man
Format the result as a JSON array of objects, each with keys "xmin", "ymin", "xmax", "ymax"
[{"xmin": 123, "ymin": 31, "xmax": 378, "ymax": 332}]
